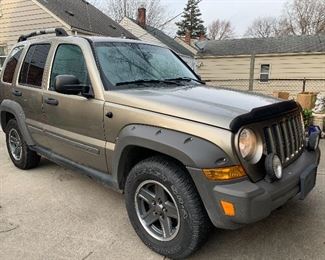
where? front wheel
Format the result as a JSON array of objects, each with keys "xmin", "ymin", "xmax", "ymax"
[{"xmin": 125, "ymin": 156, "xmax": 211, "ymax": 259}]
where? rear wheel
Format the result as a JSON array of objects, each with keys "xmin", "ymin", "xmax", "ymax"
[
  {"xmin": 5, "ymin": 119, "xmax": 40, "ymax": 170},
  {"xmin": 125, "ymin": 156, "xmax": 211, "ymax": 259}
]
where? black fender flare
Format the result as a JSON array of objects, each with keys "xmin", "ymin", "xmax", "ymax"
[
  {"xmin": 0, "ymin": 99, "xmax": 35, "ymax": 146},
  {"xmin": 112, "ymin": 125, "xmax": 232, "ymax": 189}
]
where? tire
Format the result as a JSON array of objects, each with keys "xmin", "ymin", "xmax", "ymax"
[
  {"xmin": 125, "ymin": 156, "xmax": 212, "ymax": 259},
  {"xmin": 5, "ymin": 119, "xmax": 40, "ymax": 170}
]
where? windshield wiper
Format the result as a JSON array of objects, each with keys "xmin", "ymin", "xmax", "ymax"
[
  {"xmin": 115, "ymin": 79, "xmax": 181, "ymax": 86},
  {"xmin": 164, "ymin": 77, "xmax": 205, "ymax": 84}
]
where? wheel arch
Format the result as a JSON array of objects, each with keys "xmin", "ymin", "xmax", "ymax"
[
  {"xmin": 1, "ymin": 110, "xmax": 15, "ymax": 131},
  {"xmin": 113, "ymin": 125, "xmax": 232, "ymax": 190},
  {"xmin": 0, "ymin": 99, "xmax": 34, "ymax": 145},
  {"xmin": 117, "ymin": 145, "xmax": 191, "ymax": 190}
]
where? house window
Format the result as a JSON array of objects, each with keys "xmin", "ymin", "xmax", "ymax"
[
  {"xmin": 260, "ymin": 64, "xmax": 270, "ymax": 82},
  {"xmin": 0, "ymin": 46, "xmax": 7, "ymax": 71}
]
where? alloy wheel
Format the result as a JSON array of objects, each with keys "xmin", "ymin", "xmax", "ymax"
[
  {"xmin": 135, "ymin": 180, "xmax": 180, "ymax": 241},
  {"xmin": 8, "ymin": 129, "xmax": 23, "ymax": 161}
]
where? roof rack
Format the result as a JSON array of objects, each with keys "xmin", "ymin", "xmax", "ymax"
[{"xmin": 18, "ymin": 28, "xmax": 68, "ymax": 42}]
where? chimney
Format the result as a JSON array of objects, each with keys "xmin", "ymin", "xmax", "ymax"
[
  {"xmin": 199, "ymin": 33, "xmax": 206, "ymax": 41},
  {"xmin": 137, "ymin": 6, "xmax": 146, "ymax": 28},
  {"xmin": 185, "ymin": 30, "xmax": 191, "ymax": 45}
]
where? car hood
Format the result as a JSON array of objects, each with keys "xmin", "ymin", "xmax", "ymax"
[{"xmin": 105, "ymin": 85, "xmax": 281, "ymax": 130}]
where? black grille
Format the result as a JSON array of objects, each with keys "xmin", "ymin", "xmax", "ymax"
[{"xmin": 264, "ymin": 113, "xmax": 304, "ymax": 166}]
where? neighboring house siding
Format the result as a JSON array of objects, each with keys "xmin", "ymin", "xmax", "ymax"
[
  {"xmin": 254, "ymin": 53, "xmax": 325, "ymax": 79},
  {"xmin": 197, "ymin": 56, "xmax": 251, "ymax": 81},
  {"xmin": 197, "ymin": 53, "xmax": 325, "ymax": 96},
  {"xmin": 120, "ymin": 18, "xmax": 164, "ymax": 47},
  {"xmin": 0, "ymin": 0, "xmax": 67, "ymax": 52}
]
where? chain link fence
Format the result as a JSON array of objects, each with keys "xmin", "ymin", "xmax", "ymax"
[{"xmin": 206, "ymin": 79, "xmax": 325, "ymax": 98}]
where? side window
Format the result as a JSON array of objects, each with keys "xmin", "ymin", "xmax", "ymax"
[
  {"xmin": 260, "ymin": 64, "xmax": 270, "ymax": 83},
  {"xmin": 50, "ymin": 44, "xmax": 89, "ymax": 91},
  {"xmin": 19, "ymin": 44, "xmax": 51, "ymax": 88},
  {"xmin": 2, "ymin": 46, "xmax": 24, "ymax": 83}
]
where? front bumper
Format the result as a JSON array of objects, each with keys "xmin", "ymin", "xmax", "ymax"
[{"xmin": 188, "ymin": 148, "xmax": 321, "ymax": 230}]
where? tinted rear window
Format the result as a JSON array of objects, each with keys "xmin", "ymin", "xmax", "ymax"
[
  {"xmin": 19, "ymin": 44, "xmax": 51, "ymax": 87},
  {"xmin": 2, "ymin": 46, "xmax": 24, "ymax": 83}
]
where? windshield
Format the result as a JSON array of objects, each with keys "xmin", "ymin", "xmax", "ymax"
[{"xmin": 94, "ymin": 42, "xmax": 198, "ymax": 88}]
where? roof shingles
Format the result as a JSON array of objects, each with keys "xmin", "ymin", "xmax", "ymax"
[
  {"xmin": 127, "ymin": 17, "xmax": 193, "ymax": 57},
  {"xmin": 198, "ymin": 34, "xmax": 325, "ymax": 56},
  {"xmin": 145, "ymin": 25, "xmax": 194, "ymax": 57},
  {"xmin": 35, "ymin": 0, "xmax": 136, "ymax": 39}
]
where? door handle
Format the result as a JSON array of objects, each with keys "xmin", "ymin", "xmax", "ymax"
[
  {"xmin": 12, "ymin": 89, "xmax": 22, "ymax": 97},
  {"xmin": 44, "ymin": 97, "xmax": 59, "ymax": 106}
]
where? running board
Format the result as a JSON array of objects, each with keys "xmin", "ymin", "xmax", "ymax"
[{"xmin": 30, "ymin": 146, "xmax": 122, "ymax": 193}]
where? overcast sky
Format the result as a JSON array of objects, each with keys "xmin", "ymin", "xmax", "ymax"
[{"xmin": 164, "ymin": 0, "xmax": 288, "ymax": 37}]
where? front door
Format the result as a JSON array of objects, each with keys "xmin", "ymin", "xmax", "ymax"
[{"xmin": 42, "ymin": 44, "xmax": 107, "ymax": 172}]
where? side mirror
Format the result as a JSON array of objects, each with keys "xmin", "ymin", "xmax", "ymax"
[{"xmin": 54, "ymin": 75, "xmax": 94, "ymax": 98}]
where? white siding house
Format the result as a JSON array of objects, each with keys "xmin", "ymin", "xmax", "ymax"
[
  {"xmin": 196, "ymin": 35, "xmax": 325, "ymax": 96},
  {"xmin": 0, "ymin": 0, "xmax": 135, "ymax": 70}
]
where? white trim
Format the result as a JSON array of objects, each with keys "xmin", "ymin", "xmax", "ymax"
[
  {"xmin": 259, "ymin": 64, "xmax": 271, "ymax": 83},
  {"xmin": 71, "ymin": 27, "xmax": 99, "ymax": 36},
  {"xmin": 31, "ymin": 0, "xmax": 71, "ymax": 30}
]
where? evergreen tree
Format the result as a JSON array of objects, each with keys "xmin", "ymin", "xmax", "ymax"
[{"xmin": 176, "ymin": 0, "xmax": 206, "ymax": 37}]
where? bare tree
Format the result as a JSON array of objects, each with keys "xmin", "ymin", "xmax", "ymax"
[
  {"xmin": 208, "ymin": 19, "xmax": 235, "ymax": 40},
  {"xmin": 281, "ymin": 0, "xmax": 325, "ymax": 35},
  {"xmin": 90, "ymin": 0, "xmax": 172, "ymax": 29},
  {"xmin": 245, "ymin": 17, "xmax": 282, "ymax": 38}
]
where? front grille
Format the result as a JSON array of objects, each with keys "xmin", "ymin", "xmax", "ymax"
[{"xmin": 264, "ymin": 113, "xmax": 304, "ymax": 166}]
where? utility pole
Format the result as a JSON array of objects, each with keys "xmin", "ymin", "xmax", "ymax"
[{"xmin": 123, "ymin": 0, "xmax": 127, "ymax": 17}]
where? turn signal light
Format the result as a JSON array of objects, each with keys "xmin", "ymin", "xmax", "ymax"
[
  {"xmin": 203, "ymin": 166, "xmax": 246, "ymax": 181},
  {"xmin": 220, "ymin": 200, "xmax": 236, "ymax": 216}
]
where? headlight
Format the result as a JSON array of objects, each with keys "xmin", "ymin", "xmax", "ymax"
[{"xmin": 238, "ymin": 128, "xmax": 263, "ymax": 164}]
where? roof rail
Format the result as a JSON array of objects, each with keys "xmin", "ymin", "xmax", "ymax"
[{"xmin": 18, "ymin": 28, "xmax": 68, "ymax": 42}]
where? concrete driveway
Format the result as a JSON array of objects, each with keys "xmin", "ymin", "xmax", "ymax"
[{"xmin": 0, "ymin": 129, "xmax": 324, "ymax": 260}]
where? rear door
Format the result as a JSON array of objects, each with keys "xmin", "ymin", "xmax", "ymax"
[
  {"xmin": 42, "ymin": 43, "xmax": 107, "ymax": 172},
  {"xmin": 11, "ymin": 44, "xmax": 51, "ymax": 147},
  {"xmin": 0, "ymin": 45, "xmax": 25, "ymax": 102}
]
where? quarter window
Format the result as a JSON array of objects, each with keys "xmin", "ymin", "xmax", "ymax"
[
  {"xmin": 19, "ymin": 44, "xmax": 51, "ymax": 87},
  {"xmin": 2, "ymin": 46, "xmax": 24, "ymax": 83},
  {"xmin": 50, "ymin": 44, "xmax": 89, "ymax": 91},
  {"xmin": 260, "ymin": 64, "xmax": 270, "ymax": 83}
]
